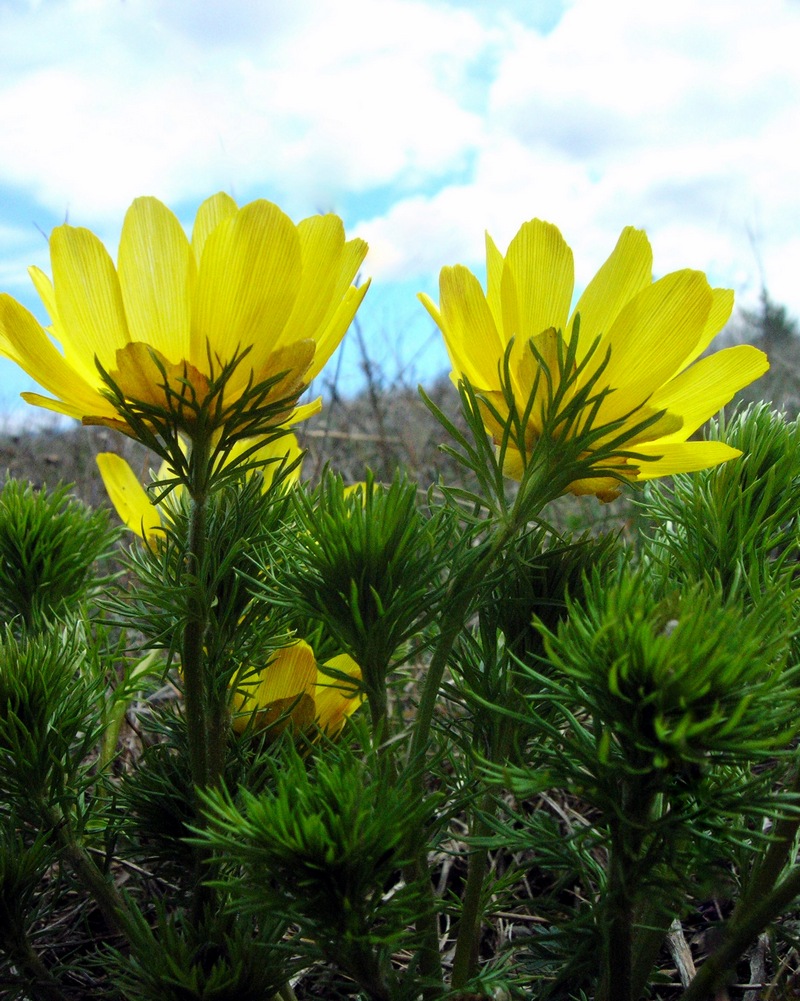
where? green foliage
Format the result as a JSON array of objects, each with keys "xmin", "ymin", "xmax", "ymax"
[
  {"xmin": 111, "ymin": 472, "xmax": 293, "ymax": 684},
  {"xmin": 261, "ymin": 469, "xmax": 457, "ymax": 694},
  {"xmin": 197, "ymin": 727, "xmax": 438, "ymax": 1000},
  {"xmin": 536, "ymin": 568, "xmax": 797, "ymax": 771},
  {"xmin": 97, "ymin": 345, "xmax": 307, "ymax": 482},
  {"xmin": 0, "ymin": 828, "xmax": 55, "ymax": 938},
  {"xmin": 0, "ymin": 828, "xmax": 59, "ymax": 985},
  {"xmin": 421, "ymin": 321, "xmax": 665, "ymax": 525},
  {"xmin": 0, "ymin": 478, "xmax": 119, "ymax": 631},
  {"xmin": 488, "ymin": 565, "xmax": 800, "ymax": 997},
  {"xmin": 487, "ymin": 527, "xmax": 622, "ymax": 661},
  {"xmin": 640, "ymin": 403, "xmax": 800, "ymax": 595},
  {"xmin": 4, "ymin": 370, "xmax": 800, "ymax": 1000},
  {"xmin": 110, "ymin": 903, "xmax": 289, "ymax": 1001},
  {"xmin": 117, "ymin": 707, "xmax": 291, "ymax": 890},
  {"xmin": 0, "ymin": 626, "xmax": 107, "ymax": 815}
]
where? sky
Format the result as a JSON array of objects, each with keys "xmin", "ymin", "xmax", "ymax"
[{"xmin": 0, "ymin": 0, "xmax": 798, "ymax": 423}]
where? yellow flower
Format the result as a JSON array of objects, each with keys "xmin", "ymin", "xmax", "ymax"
[
  {"xmin": 96, "ymin": 433, "xmax": 303, "ymax": 542},
  {"xmin": 232, "ymin": 639, "xmax": 364, "ymax": 738},
  {"xmin": 0, "ymin": 193, "xmax": 369, "ymax": 438},
  {"xmin": 419, "ymin": 220, "xmax": 769, "ymax": 501}
]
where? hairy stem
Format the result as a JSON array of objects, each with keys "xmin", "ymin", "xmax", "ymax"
[
  {"xmin": 1, "ymin": 921, "xmax": 67, "ymax": 1001},
  {"xmin": 43, "ymin": 802, "xmax": 138, "ymax": 945},
  {"xmin": 741, "ymin": 767, "xmax": 800, "ymax": 909},
  {"xmin": 182, "ymin": 482, "xmax": 211, "ymax": 792},
  {"xmin": 680, "ymin": 865, "xmax": 800, "ymax": 1001},
  {"xmin": 451, "ymin": 806, "xmax": 491, "ymax": 988}
]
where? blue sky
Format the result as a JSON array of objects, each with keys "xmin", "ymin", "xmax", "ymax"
[{"xmin": 1, "ymin": 0, "xmax": 798, "ymax": 423}]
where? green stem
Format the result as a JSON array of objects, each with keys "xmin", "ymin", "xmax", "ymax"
[
  {"xmin": 270, "ymin": 985, "xmax": 298, "ymax": 1001},
  {"xmin": 1, "ymin": 925, "xmax": 67, "ymax": 1001},
  {"xmin": 43, "ymin": 803, "xmax": 139, "ymax": 945},
  {"xmin": 183, "ymin": 481, "xmax": 211, "ymax": 792},
  {"xmin": 597, "ymin": 825, "xmax": 635, "ymax": 1001},
  {"xmin": 680, "ymin": 865, "xmax": 800, "ymax": 1001},
  {"xmin": 403, "ymin": 535, "xmax": 513, "ymax": 996},
  {"xmin": 366, "ymin": 673, "xmax": 391, "ymax": 752},
  {"xmin": 629, "ymin": 901, "xmax": 677, "ymax": 1000},
  {"xmin": 676, "ymin": 770, "xmax": 800, "ymax": 1001},
  {"xmin": 451, "ymin": 805, "xmax": 491, "ymax": 988},
  {"xmin": 741, "ymin": 767, "xmax": 800, "ymax": 908},
  {"xmin": 408, "ymin": 464, "xmax": 564, "ymax": 778},
  {"xmin": 404, "ymin": 454, "xmax": 573, "ymax": 994}
]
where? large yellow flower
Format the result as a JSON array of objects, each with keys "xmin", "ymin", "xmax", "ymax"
[
  {"xmin": 232, "ymin": 639, "xmax": 364, "ymax": 738},
  {"xmin": 419, "ymin": 221, "xmax": 769, "ymax": 500},
  {"xmin": 96, "ymin": 433, "xmax": 304, "ymax": 542},
  {"xmin": 0, "ymin": 193, "xmax": 369, "ymax": 438}
]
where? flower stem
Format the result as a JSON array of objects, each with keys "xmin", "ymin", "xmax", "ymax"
[
  {"xmin": 182, "ymin": 482, "xmax": 211, "ymax": 792},
  {"xmin": 741, "ymin": 767, "xmax": 800, "ymax": 909},
  {"xmin": 675, "ymin": 772, "xmax": 800, "ymax": 1001},
  {"xmin": 598, "ymin": 836, "xmax": 635, "ymax": 1001},
  {"xmin": 404, "ymin": 534, "xmax": 509, "ymax": 996},
  {"xmin": 42, "ymin": 802, "xmax": 139, "ymax": 945},
  {"xmin": 1, "ymin": 907, "xmax": 68, "ymax": 1001},
  {"xmin": 680, "ymin": 865, "xmax": 800, "ymax": 1001},
  {"xmin": 451, "ymin": 805, "xmax": 491, "ymax": 989}
]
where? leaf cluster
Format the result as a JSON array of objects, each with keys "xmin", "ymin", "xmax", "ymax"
[
  {"xmin": 535, "ymin": 568, "xmax": 798, "ymax": 774},
  {"xmin": 259, "ymin": 470, "xmax": 458, "ymax": 688},
  {"xmin": 197, "ymin": 728, "xmax": 438, "ymax": 998},
  {"xmin": 97, "ymin": 342, "xmax": 308, "ymax": 482},
  {"xmin": 110, "ymin": 901, "xmax": 289, "ymax": 1001},
  {"xmin": 0, "ymin": 478, "xmax": 120, "ymax": 632},
  {"xmin": 110, "ymin": 472, "xmax": 293, "ymax": 683},
  {"xmin": 0, "ymin": 626, "xmax": 107, "ymax": 815},
  {"xmin": 640, "ymin": 402, "xmax": 800, "ymax": 595},
  {"xmin": 422, "ymin": 320, "xmax": 667, "ymax": 525}
]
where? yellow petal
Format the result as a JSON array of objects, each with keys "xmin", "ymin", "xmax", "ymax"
[
  {"xmin": 250, "ymin": 640, "xmax": 317, "ymax": 704},
  {"xmin": 649, "ymin": 344, "xmax": 769, "ymax": 442},
  {"xmin": 569, "ymin": 227, "xmax": 653, "ymax": 361},
  {"xmin": 278, "ymin": 215, "xmax": 366, "ymax": 349},
  {"xmin": 191, "ymin": 192, "xmax": 238, "ymax": 267},
  {"xmin": 511, "ymin": 327, "xmax": 561, "ymax": 431},
  {"xmin": 191, "ymin": 200, "xmax": 302, "ymax": 386},
  {"xmin": 247, "ymin": 339, "xmax": 316, "ymax": 427},
  {"xmin": 592, "ymin": 270, "xmax": 713, "ymax": 422},
  {"xmin": 499, "ymin": 443, "xmax": 526, "ymax": 481},
  {"xmin": 225, "ymin": 432, "xmax": 304, "ymax": 490},
  {"xmin": 307, "ymin": 279, "xmax": 371, "ymax": 381},
  {"xmin": 484, "ymin": 232, "xmax": 505, "ymax": 335},
  {"xmin": 96, "ymin": 452, "xmax": 162, "ymax": 540},
  {"xmin": 289, "ymin": 397, "xmax": 323, "ymax": 424},
  {"xmin": 233, "ymin": 640, "xmax": 318, "ymax": 735},
  {"xmin": 568, "ymin": 473, "xmax": 625, "ymax": 502},
  {"xmin": 117, "ymin": 197, "xmax": 195, "ymax": 361},
  {"xmin": 437, "ymin": 265, "xmax": 504, "ymax": 390},
  {"xmin": 110, "ymin": 341, "xmax": 211, "ymax": 415},
  {"xmin": 28, "ymin": 266, "xmax": 58, "ymax": 324},
  {"xmin": 501, "ymin": 219, "xmax": 573, "ymax": 345},
  {"xmin": 632, "ymin": 440, "xmax": 743, "ymax": 479},
  {"xmin": 49, "ymin": 223, "xmax": 130, "ymax": 373},
  {"xmin": 315, "ymin": 654, "xmax": 364, "ymax": 734},
  {"xmin": 0, "ymin": 294, "xmax": 114, "ymax": 418},
  {"xmin": 19, "ymin": 392, "xmax": 88, "ymax": 422},
  {"xmin": 671, "ymin": 286, "xmax": 735, "ymax": 375}
]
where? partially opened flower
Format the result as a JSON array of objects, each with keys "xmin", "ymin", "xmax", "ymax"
[
  {"xmin": 96, "ymin": 433, "xmax": 303, "ymax": 542},
  {"xmin": 0, "ymin": 193, "xmax": 369, "ymax": 442},
  {"xmin": 419, "ymin": 221, "xmax": 769, "ymax": 500},
  {"xmin": 232, "ymin": 639, "xmax": 363, "ymax": 738}
]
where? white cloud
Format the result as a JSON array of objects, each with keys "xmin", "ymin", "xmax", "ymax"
[
  {"xmin": 355, "ymin": 0, "xmax": 800, "ymax": 317},
  {"xmin": 0, "ymin": 0, "xmax": 488, "ymax": 219},
  {"xmin": 1, "ymin": 0, "xmax": 799, "ymax": 344}
]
